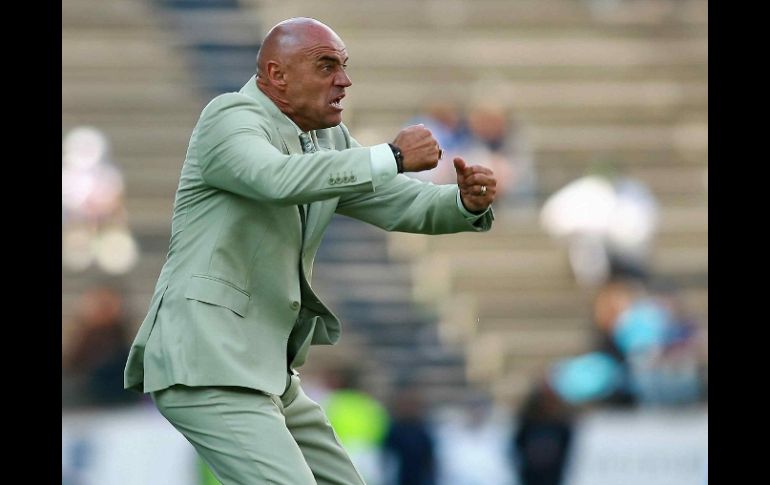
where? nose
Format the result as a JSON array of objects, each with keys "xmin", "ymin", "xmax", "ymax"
[{"xmin": 336, "ymin": 69, "xmax": 352, "ymax": 88}]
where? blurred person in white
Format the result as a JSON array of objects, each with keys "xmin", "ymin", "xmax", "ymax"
[
  {"xmin": 434, "ymin": 395, "xmax": 516, "ymax": 485},
  {"xmin": 62, "ymin": 126, "xmax": 138, "ymax": 275},
  {"xmin": 539, "ymin": 161, "xmax": 659, "ymax": 288}
]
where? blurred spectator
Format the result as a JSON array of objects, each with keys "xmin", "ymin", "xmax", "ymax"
[
  {"xmin": 613, "ymin": 282, "xmax": 706, "ymax": 406},
  {"xmin": 406, "ymin": 102, "xmax": 537, "ymax": 213},
  {"xmin": 417, "ymin": 101, "xmax": 473, "ymax": 152},
  {"xmin": 461, "ymin": 103, "xmax": 538, "ymax": 211},
  {"xmin": 511, "ymin": 378, "xmax": 575, "ymax": 485},
  {"xmin": 62, "ymin": 284, "xmax": 139, "ymax": 408},
  {"xmin": 321, "ymin": 367, "xmax": 390, "ymax": 485},
  {"xmin": 587, "ymin": 276, "xmax": 646, "ymax": 405},
  {"xmin": 549, "ymin": 278, "xmax": 706, "ymax": 409},
  {"xmin": 62, "ymin": 126, "xmax": 139, "ymax": 275},
  {"xmin": 548, "ymin": 351, "xmax": 625, "ymax": 406},
  {"xmin": 434, "ymin": 395, "xmax": 516, "ymax": 485},
  {"xmin": 591, "ymin": 277, "xmax": 641, "ymax": 355},
  {"xmin": 407, "ymin": 101, "xmax": 473, "ymax": 183},
  {"xmin": 540, "ymin": 161, "xmax": 659, "ymax": 288},
  {"xmin": 382, "ymin": 386, "xmax": 437, "ymax": 485}
]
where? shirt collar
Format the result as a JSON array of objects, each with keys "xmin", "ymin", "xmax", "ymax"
[{"xmin": 283, "ymin": 114, "xmax": 320, "ymax": 149}]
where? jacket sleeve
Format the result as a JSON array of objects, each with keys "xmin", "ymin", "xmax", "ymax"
[
  {"xmin": 195, "ymin": 93, "xmax": 376, "ymax": 205},
  {"xmin": 335, "ymin": 129, "xmax": 494, "ymax": 234}
]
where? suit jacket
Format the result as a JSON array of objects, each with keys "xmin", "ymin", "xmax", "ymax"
[{"xmin": 124, "ymin": 76, "xmax": 494, "ymax": 396}]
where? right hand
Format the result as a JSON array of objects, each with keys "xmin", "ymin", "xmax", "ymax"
[{"xmin": 392, "ymin": 124, "xmax": 441, "ymax": 172}]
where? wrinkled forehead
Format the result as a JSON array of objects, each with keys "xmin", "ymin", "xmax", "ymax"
[{"xmin": 294, "ymin": 26, "xmax": 347, "ymax": 61}]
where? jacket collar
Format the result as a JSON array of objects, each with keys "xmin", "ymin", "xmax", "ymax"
[{"xmin": 239, "ymin": 75, "xmax": 303, "ymax": 154}]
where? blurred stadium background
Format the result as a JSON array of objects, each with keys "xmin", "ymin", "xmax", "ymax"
[{"xmin": 62, "ymin": 0, "xmax": 707, "ymax": 484}]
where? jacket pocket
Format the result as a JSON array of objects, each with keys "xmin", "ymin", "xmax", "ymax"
[{"xmin": 184, "ymin": 274, "xmax": 250, "ymax": 317}]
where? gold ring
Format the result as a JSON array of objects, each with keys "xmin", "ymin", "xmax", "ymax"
[{"xmin": 480, "ymin": 185, "xmax": 487, "ymax": 196}]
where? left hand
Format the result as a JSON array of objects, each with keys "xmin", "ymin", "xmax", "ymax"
[{"xmin": 454, "ymin": 157, "xmax": 497, "ymax": 213}]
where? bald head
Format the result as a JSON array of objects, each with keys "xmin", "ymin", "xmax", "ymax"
[
  {"xmin": 255, "ymin": 18, "xmax": 352, "ymax": 132},
  {"xmin": 257, "ymin": 18, "xmax": 343, "ymax": 80}
]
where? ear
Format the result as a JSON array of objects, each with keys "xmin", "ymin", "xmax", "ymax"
[{"xmin": 266, "ymin": 61, "xmax": 287, "ymax": 88}]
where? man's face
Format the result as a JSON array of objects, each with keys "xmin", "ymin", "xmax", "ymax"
[{"xmin": 283, "ymin": 30, "xmax": 352, "ymax": 132}]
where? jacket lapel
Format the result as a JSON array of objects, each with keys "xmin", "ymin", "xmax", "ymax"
[{"xmin": 238, "ymin": 77, "xmax": 338, "ymax": 248}]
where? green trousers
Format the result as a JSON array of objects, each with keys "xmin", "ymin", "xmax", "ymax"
[{"xmin": 151, "ymin": 374, "xmax": 366, "ymax": 485}]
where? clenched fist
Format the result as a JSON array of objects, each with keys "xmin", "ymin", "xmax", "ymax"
[{"xmin": 392, "ymin": 124, "xmax": 442, "ymax": 172}]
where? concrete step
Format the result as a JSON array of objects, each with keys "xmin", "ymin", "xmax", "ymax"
[
  {"xmin": 475, "ymin": 327, "xmax": 594, "ymax": 357},
  {"xmin": 62, "ymin": 31, "xmax": 191, "ymax": 69},
  {"xmin": 340, "ymin": 34, "xmax": 706, "ymax": 70},
  {"xmin": 164, "ymin": 7, "xmax": 263, "ymax": 45},
  {"xmin": 344, "ymin": 78, "xmax": 706, "ymax": 112},
  {"xmin": 538, "ymin": 164, "xmax": 707, "ymax": 197},
  {"xmin": 246, "ymin": 0, "xmax": 707, "ymax": 31},
  {"xmin": 352, "ymin": 118, "xmax": 707, "ymax": 153},
  {"xmin": 466, "ymin": 328, "xmax": 594, "ymax": 384},
  {"xmin": 123, "ymin": 197, "xmax": 175, "ymax": 233},
  {"xmin": 62, "ymin": 111, "xmax": 202, "ymax": 132},
  {"xmin": 348, "ymin": 49, "xmax": 705, "ymax": 83},
  {"xmin": 473, "ymin": 290, "xmax": 591, "ymax": 320},
  {"xmin": 352, "ymin": 107, "xmax": 707, "ymax": 141},
  {"xmin": 650, "ymin": 245, "xmax": 708, "ymax": 275},
  {"xmin": 474, "ymin": 316, "xmax": 589, "ymax": 333},
  {"xmin": 312, "ymin": 262, "xmax": 412, "ymax": 283},
  {"xmin": 63, "ymin": 0, "xmax": 165, "ymax": 29},
  {"xmin": 62, "ymin": 65, "xmax": 194, "ymax": 84},
  {"xmin": 389, "ymin": 224, "xmax": 707, "ymax": 258},
  {"xmin": 62, "ymin": 83, "xmax": 204, "ymax": 116}
]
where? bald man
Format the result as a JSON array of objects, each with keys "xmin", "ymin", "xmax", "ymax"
[{"xmin": 124, "ymin": 18, "xmax": 497, "ymax": 484}]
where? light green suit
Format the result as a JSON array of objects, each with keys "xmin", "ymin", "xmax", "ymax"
[
  {"xmin": 123, "ymin": 76, "xmax": 493, "ymax": 483},
  {"xmin": 124, "ymin": 76, "xmax": 493, "ymax": 396}
]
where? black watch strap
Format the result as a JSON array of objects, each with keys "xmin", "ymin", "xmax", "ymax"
[{"xmin": 388, "ymin": 143, "xmax": 404, "ymax": 173}]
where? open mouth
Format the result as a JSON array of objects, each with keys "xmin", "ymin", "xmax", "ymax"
[{"xmin": 330, "ymin": 94, "xmax": 345, "ymax": 110}]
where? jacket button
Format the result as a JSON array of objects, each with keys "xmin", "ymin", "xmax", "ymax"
[{"xmin": 290, "ymin": 301, "xmax": 300, "ymax": 310}]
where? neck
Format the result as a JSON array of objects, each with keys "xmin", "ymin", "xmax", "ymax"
[{"xmin": 256, "ymin": 78, "xmax": 308, "ymax": 131}]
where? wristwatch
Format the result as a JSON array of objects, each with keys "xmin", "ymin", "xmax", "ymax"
[{"xmin": 388, "ymin": 143, "xmax": 404, "ymax": 173}]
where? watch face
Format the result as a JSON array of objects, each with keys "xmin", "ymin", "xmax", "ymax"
[{"xmin": 389, "ymin": 144, "xmax": 402, "ymax": 160}]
